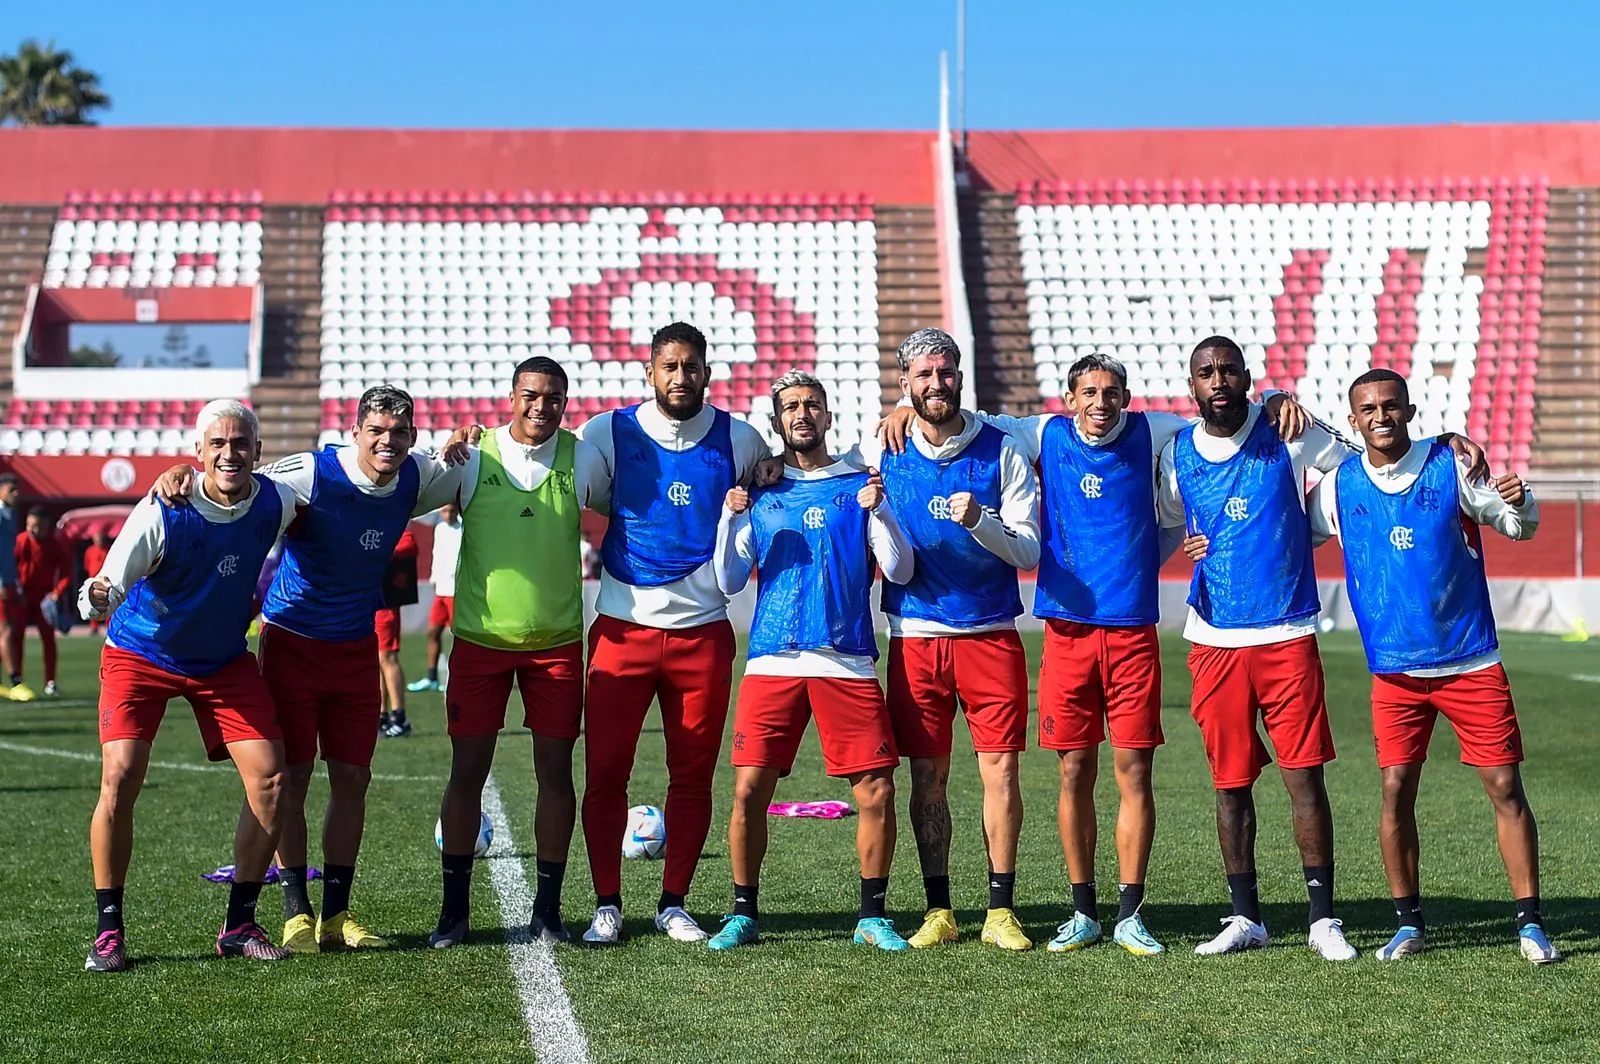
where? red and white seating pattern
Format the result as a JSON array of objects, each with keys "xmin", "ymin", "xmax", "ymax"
[
  {"xmin": 44, "ymin": 189, "xmax": 264, "ymax": 289},
  {"xmin": 1015, "ymin": 177, "xmax": 1547, "ymax": 470},
  {"xmin": 317, "ymin": 191, "xmax": 880, "ymax": 452},
  {"xmin": 0, "ymin": 399, "xmax": 220, "ymax": 456}
]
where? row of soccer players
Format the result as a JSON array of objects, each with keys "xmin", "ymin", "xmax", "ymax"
[{"xmin": 76, "ymin": 322, "xmax": 1557, "ymax": 971}]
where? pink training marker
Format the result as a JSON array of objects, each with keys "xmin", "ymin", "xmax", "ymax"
[{"xmin": 767, "ymin": 801, "xmax": 854, "ymax": 819}]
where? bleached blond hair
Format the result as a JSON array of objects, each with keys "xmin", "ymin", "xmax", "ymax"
[{"xmin": 193, "ymin": 399, "xmax": 259, "ymax": 446}]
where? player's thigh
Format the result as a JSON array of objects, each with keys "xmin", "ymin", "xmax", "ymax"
[
  {"xmin": 585, "ymin": 614, "xmax": 665, "ymax": 713},
  {"xmin": 1435, "ymin": 665, "xmax": 1524, "ymax": 768},
  {"xmin": 730, "ymin": 675, "xmax": 811, "ymax": 775},
  {"xmin": 1370, "ymin": 673, "xmax": 1438, "ymax": 769},
  {"xmin": 1037, "ymin": 619, "xmax": 1108, "ymax": 751},
  {"xmin": 807, "ymin": 677, "xmax": 898, "ymax": 777},
  {"xmin": 514, "ymin": 641, "xmax": 584, "ymax": 741},
  {"xmin": 1187, "ymin": 642, "xmax": 1271, "ymax": 789},
  {"xmin": 188, "ymin": 652, "xmax": 283, "ymax": 763},
  {"xmin": 886, "ymin": 636, "xmax": 959, "ymax": 759},
  {"xmin": 1102, "ymin": 624, "xmax": 1163, "ymax": 750},
  {"xmin": 1251, "ymin": 636, "xmax": 1334, "ymax": 771},
  {"xmin": 445, "ymin": 638, "xmax": 519, "ymax": 738},
  {"xmin": 952, "ymin": 630, "xmax": 1028, "ymax": 754},
  {"xmin": 97, "ymin": 646, "xmax": 178, "ymax": 748},
  {"xmin": 659, "ymin": 620, "xmax": 736, "ymax": 738}
]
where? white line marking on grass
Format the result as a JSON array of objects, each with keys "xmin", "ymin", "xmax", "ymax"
[
  {"xmin": 0, "ymin": 739, "xmax": 441, "ymax": 782},
  {"xmin": 1569, "ymin": 674, "xmax": 1600, "ymax": 684},
  {"xmin": 481, "ymin": 773, "xmax": 591, "ymax": 1064}
]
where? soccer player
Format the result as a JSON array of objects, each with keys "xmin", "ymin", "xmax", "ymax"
[
  {"xmin": 1157, "ymin": 335, "xmax": 1484, "ymax": 960},
  {"xmin": 376, "ymin": 525, "xmax": 419, "ymax": 737},
  {"xmin": 0, "ymin": 474, "xmax": 23, "ymax": 699},
  {"xmin": 1308, "ymin": 368, "xmax": 1559, "ymax": 964},
  {"xmin": 153, "ymin": 385, "xmax": 466, "ymax": 954},
  {"xmin": 880, "ymin": 351, "xmax": 1310, "ymax": 955},
  {"xmin": 79, "ymin": 400, "xmax": 299, "ymax": 970},
  {"xmin": 580, "ymin": 321, "xmax": 777, "ymax": 944},
  {"xmin": 429, "ymin": 356, "xmax": 609, "ymax": 948},
  {"xmin": 706, "ymin": 370, "xmax": 914, "ymax": 952},
  {"xmin": 857, "ymin": 327, "xmax": 1040, "ymax": 952},
  {"xmin": 407, "ymin": 502, "xmax": 461, "ymax": 693},
  {"xmin": 10, "ymin": 507, "xmax": 72, "ymax": 698}
]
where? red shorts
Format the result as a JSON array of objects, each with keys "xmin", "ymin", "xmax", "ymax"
[
  {"xmin": 732, "ymin": 675, "xmax": 898, "ymax": 777},
  {"xmin": 445, "ymin": 637, "xmax": 584, "ymax": 739},
  {"xmin": 886, "ymin": 631, "xmax": 1029, "ymax": 758},
  {"xmin": 1188, "ymin": 636, "xmax": 1335, "ymax": 789},
  {"xmin": 1371, "ymin": 664, "xmax": 1523, "ymax": 768},
  {"xmin": 1037, "ymin": 619, "xmax": 1163, "ymax": 751},
  {"xmin": 374, "ymin": 608, "xmax": 402, "ymax": 654},
  {"xmin": 429, "ymin": 595, "xmax": 454, "ymax": 628},
  {"xmin": 98, "ymin": 645, "xmax": 280, "ymax": 761},
  {"xmin": 259, "ymin": 623, "xmax": 381, "ymax": 767}
]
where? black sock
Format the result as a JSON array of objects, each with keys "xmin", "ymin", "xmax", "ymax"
[
  {"xmin": 1117, "ymin": 883, "xmax": 1145, "ymax": 922},
  {"xmin": 390, "ymin": 708, "xmax": 407, "ymax": 725},
  {"xmin": 1394, "ymin": 893, "xmax": 1425, "ymax": 932},
  {"xmin": 733, "ymin": 882, "xmax": 760, "ymax": 920},
  {"xmin": 441, "ymin": 853, "xmax": 474, "ymax": 922},
  {"xmin": 988, "ymin": 871, "xmax": 1016, "ymax": 911},
  {"xmin": 1304, "ymin": 864, "xmax": 1335, "ymax": 924},
  {"xmin": 1515, "ymin": 895, "xmax": 1543, "ymax": 930},
  {"xmin": 923, "ymin": 874, "xmax": 951, "ymax": 911},
  {"xmin": 860, "ymin": 877, "xmax": 889, "ymax": 919},
  {"xmin": 597, "ymin": 892, "xmax": 622, "ymax": 911},
  {"xmin": 658, "ymin": 890, "xmax": 686, "ymax": 914},
  {"xmin": 1071, "ymin": 881, "xmax": 1098, "ymax": 922},
  {"xmin": 96, "ymin": 887, "xmax": 125, "ymax": 935},
  {"xmin": 426, "ymin": 667, "xmax": 438, "ymax": 682},
  {"xmin": 1226, "ymin": 871, "xmax": 1261, "ymax": 924},
  {"xmin": 533, "ymin": 859, "xmax": 566, "ymax": 919},
  {"xmin": 322, "ymin": 863, "xmax": 355, "ymax": 918},
  {"xmin": 225, "ymin": 880, "xmax": 264, "ymax": 931},
  {"xmin": 280, "ymin": 865, "xmax": 313, "ymax": 920}
]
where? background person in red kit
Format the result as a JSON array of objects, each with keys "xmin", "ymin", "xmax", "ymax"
[
  {"xmin": 377, "ymin": 526, "xmax": 419, "ymax": 737},
  {"xmin": 10, "ymin": 507, "xmax": 73, "ymax": 699}
]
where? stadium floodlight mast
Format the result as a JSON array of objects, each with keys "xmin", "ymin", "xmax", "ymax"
[{"xmin": 956, "ymin": 0, "xmax": 967, "ymax": 158}]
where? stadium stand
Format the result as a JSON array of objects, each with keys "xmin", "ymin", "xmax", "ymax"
[
  {"xmin": 313, "ymin": 191, "xmax": 885, "ymax": 453},
  {"xmin": 43, "ymin": 188, "xmax": 263, "ymax": 289}
]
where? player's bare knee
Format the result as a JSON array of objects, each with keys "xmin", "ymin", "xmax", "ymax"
[
  {"xmin": 1479, "ymin": 766, "xmax": 1525, "ymax": 813},
  {"xmin": 1058, "ymin": 750, "xmax": 1096, "ymax": 792},
  {"xmin": 327, "ymin": 760, "xmax": 372, "ymax": 796},
  {"xmin": 853, "ymin": 772, "xmax": 895, "ymax": 815},
  {"xmin": 909, "ymin": 758, "xmax": 946, "ymax": 800},
  {"xmin": 98, "ymin": 763, "xmax": 145, "ymax": 816}
]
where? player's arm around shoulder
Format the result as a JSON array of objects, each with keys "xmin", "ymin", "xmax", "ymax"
[
  {"xmin": 577, "ymin": 411, "xmax": 616, "ymax": 478},
  {"xmin": 1154, "ymin": 434, "xmax": 1187, "ymax": 530},
  {"xmin": 1288, "ymin": 416, "xmax": 1361, "ymax": 476},
  {"xmin": 257, "ymin": 450, "xmax": 318, "ymax": 505}
]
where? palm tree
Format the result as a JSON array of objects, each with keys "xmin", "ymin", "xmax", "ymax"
[{"xmin": 0, "ymin": 39, "xmax": 110, "ymax": 126}]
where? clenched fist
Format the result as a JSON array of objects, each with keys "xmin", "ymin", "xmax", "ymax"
[
  {"xmin": 1495, "ymin": 472, "xmax": 1527, "ymax": 507},
  {"xmin": 1182, "ymin": 533, "xmax": 1210, "ymax": 562},
  {"xmin": 857, "ymin": 471, "xmax": 885, "ymax": 511},
  {"xmin": 947, "ymin": 491, "xmax": 982, "ymax": 529},
  {"xmin": 725, "ymin": 486, "xmax": 752, "ymax": 514}
]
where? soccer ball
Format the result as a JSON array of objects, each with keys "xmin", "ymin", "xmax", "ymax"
[
  {"xmin": 622, "ymin": 804, "xmax": 666, "ymax": 860},
  {"xmin": 435, "ymin": 812, "xmax": 494, "ymax": 858},
  {"xmin": 1318, "ymin": 616, "xmax": 1336, "ymax": 634}
]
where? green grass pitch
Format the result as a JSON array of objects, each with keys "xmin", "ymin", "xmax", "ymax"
[{"xmin": 4, "ymin": 628, "xmax": 1600, "ymax": 1063}]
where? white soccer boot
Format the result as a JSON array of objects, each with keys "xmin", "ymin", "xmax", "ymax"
[{"xmin": 1194, "ymin": 914, "xmax": 1269, "ymax": 955}]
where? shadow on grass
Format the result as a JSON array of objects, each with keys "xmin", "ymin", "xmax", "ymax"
[
  {"xmin": 0, "ymin": 784, "xmax": 97, "ymax": 793},
  {"xmin": 0, "ymin": 724, "xmax": 100, "ymax": 737}
]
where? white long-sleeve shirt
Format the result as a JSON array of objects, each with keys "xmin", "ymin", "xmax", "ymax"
[
  {"xmin": 453, "ymin": 425, "xmax": 611, "ymax": 514},
  {"xmin": 78, "ymin": 476, "xmax": 299, "ymax": 623},
  {"xmin": 259, "ymin": 446, "xmax": 468, "ymax": 518},
  {"xmin": 856, "ymin": 410, "xmax": 1041, "ymax": 637},
  {"xmin": 1157, "ymin": 402, "xmax": 1359, "ymax": 648},
  {"xmin": 581, "ymin": 401, "xmax": 774, "ymax": 629},
  {"xmin": 1307, "ymin": 444, "xmax": 1539, "ymax": 677},
  {"xmin": 715, "ymin": 460, "xmax": 914, "ymax": 679},
  {"xmin": 430, "ymin": 518, "xmax": 463, "ymax": 598}
]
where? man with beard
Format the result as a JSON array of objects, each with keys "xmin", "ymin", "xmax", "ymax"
[
  {"xmin": 429, "ymin": 356, "xmax": 610, "ymax": 948},
  {"xmin": 154, "ymin": 386, "xmax": 468, "ymax": 954},
  {"xmin": 1307, "ymin": 369, "xmax": 1557, "ymax": 964},
  {"xmin": 879, "ymin": 351, "xmax": 1311, "ymax": 956},
  {"xmin": 707, "ymin": 371, "xmax": 914, "ymax": 952},
  {"xmin": 579, "ymin": 322, "xmax": 777, "ymax": 944},
  {"xmin": 80, "ymin": 400, "xmax": 299, "ymax": 970},
  {"xmin": 1157, "ymin": 336, "xmax": 1484, "ymax": 960},
  {"xmin": 857, "ymin": 327, "xmax": 1040, "ymax": 952}
]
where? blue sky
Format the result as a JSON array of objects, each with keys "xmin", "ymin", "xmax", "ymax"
[{"xmin": 18, "ymin": 0, "xmax": 1597, "ymax": 130}]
